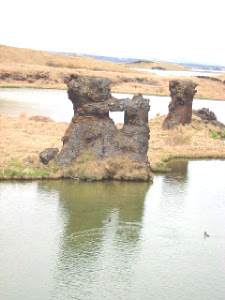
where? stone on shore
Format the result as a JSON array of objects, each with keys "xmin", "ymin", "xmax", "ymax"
[{"xmin": 39, "ymin": 148, "xmax": 59, "ymax": 165}]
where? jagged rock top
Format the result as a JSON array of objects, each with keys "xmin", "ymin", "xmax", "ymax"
[
  {"xmin": 67, "ymin": 76, "xmax": 112, "ymax": 114},
  {"xmin": 163, "ymin": 79, "xmax": 198, "ymax": 129},
  {"xmin": 67, "ymin": 75, "xmax": 150, "ymax": 121},
  {"xmin": 169, "ymin": 80, "xmax": 197, "ymax": 103}
]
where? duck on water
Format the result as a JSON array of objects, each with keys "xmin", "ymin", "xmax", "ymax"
[{"xmin": 204, "ymin": 231, "xmax": 210, "ymax": 238}]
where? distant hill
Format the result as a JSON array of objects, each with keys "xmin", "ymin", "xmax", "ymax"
[
  {"xmin": 56, "ymin": 51, "xmax": 225, "ymax": 71},
  {"xmin": 56, "ymin": 51, "xmax": 140, "ymax": 64},
  {"xmin": 0, "ymin": 45, "xmax": 134, "ymax": 73},
  {"xmin": 127, "ymin": 60, "xmax": 188, "ymax": 71},
  {"xmin": 178, "ymin": 62, "xmax": 225, "ymax": 71}
]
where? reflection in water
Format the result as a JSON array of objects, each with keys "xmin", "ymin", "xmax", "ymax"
[
  {"xmin": 38, "ymin": 180, "xmax": 149, "ymax": 232},
  {"xmin": 167, "ymin": 159, "xmax": 189, "ymax": 179},
  {"xmin": 37, "ymin": 181, "xmax": 150, "ymax": 300},
  {"xmin": 0, "ymin": 161, "xmax": 225, "ymax": 300}
]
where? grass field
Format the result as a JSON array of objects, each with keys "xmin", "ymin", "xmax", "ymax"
[
  {"xmin": 1, "ymin": 114, "xmax": 225, "ymax": 180},
  {"xmin": 148, "ymin": 114, "xmax": 225, "ymax": 171}
]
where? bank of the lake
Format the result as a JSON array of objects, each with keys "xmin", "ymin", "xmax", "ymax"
[
  {"xmin": 1, "ymin": 74, "xmax": 225, "ymax": 100},
  {"xmin": 149, "ymin": 114, "xmax": 225, "ymax": 172},
  {"xmin": 1, "ymin": 114, "xmax": 225, "ymax": 180}
]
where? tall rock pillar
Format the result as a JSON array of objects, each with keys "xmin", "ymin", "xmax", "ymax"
[{"xmin": 162, "ymin": 80, "xmax": 197, "ymax": 130}]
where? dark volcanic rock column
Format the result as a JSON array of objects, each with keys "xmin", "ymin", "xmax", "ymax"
[
  {"xmin": 57, "ymin": 76, "xmax": 116, "ymax": 166},
  {"xmin": 57, "ymin": 75, "xmax": 151, "ymax": 180},
  {"xmin": 121, "ymin": 94, "xmax": 150, "ymax": 163},
  {"xmin": 162, "ymin": 80, "xmax": 197, "ymax": 130}
]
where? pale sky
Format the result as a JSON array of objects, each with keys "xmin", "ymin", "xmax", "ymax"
[{"xmin": 1, "ymin": 0, "xmax": 225, "ymax": 65}]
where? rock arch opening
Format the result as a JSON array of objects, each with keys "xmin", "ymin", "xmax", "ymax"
[{"xmin": 109, "ymin": 110, "xmax": 124, "ymax": 128}]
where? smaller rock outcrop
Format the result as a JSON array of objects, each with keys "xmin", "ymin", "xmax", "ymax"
[
  {"xmin": 162, "ymin": 80, "xmax": 197, "ymax": 130},
  {"xmin": 193, "ymin": 108, "xmax": 217, "ymax": 123},
  {"xmin": 193, "ymin": 107, "xmax": 225, "ymax": 129},
  {"xmin": 39, "ymin": 148, "xmax": 59, "ymax": 165}
]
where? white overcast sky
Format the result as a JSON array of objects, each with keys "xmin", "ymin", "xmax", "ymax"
[{"xmin": 1, "ymin": 0, "xmax": 225, "ymax": 65}]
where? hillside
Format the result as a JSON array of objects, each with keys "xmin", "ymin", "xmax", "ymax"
[
  {"xmin": 56, "ymin": 52, "xmax": 140, "ymax": 64},
  {"xmin": 1, "ymin": 45, "xmax": 225, "ymax": 100},
  {"xmin": 128, "ymin": 60, "xmax": 188, "ymax": 71},
  {"xmin": 0, "ymin": 45, "xmax": 136, "ymax": 72}
]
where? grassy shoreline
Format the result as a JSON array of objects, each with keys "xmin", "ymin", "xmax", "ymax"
[
  {"xmin": 148, "ymin": 114, "xmax": 225, "ymax": 172},
  {"xmin": 1, "ymin": 114, "xmax": 225, "ymax": 181},
  {"xmin": 1, "ymin": 156, "xmax": 225, "ymax": 181}
]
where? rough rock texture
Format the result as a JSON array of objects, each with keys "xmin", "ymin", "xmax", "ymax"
[
  {"xmin": 57, "ymin": 75, "xmax": 152, "ymax": 180},
  {"xmin": 39, "ymin": 148, "xmax": 59, "ymax": 165},
  {"xmin": 193, "ymin": 108, "xmax": 217, "ymax": 123},
  {"xmin": 193, "ymin": 107, "xmax": 225, "ymax": 129},
  {"xmin": 162, "ymin": 80, "xmax": 197, "ymax": 130}
]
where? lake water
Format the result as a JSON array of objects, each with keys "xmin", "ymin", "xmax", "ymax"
[
  {"xmin": 0, "ymin": 88, "xmax": 225, "ymax": 124},
  {"xmin": 132, "ymin": 68, "xmax": 225, "ymax": 77},
  {"xmin": 0, "ymin": 88, "xmax": 73, "ymax": 123},
  {"xmin": 0, "ymin": 160, "xmax": 225, "ymax": 300}
]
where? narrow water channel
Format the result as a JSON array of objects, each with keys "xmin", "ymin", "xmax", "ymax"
[{"xmin": 1, "ymin": 88, "xmax": 225, "ymax": 124}]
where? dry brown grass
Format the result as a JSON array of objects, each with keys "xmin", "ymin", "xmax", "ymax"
[
  {"xmin": 0, "ymin": 116, "xmax": 151, "ymax": 181},
  {"xmin": 1, "ymin": 114, "xmax": 225, "ymax": 179},
  {"xmin": 0, "ymin": 45, "xmax": 134, "ymax": 73},
  {"xmin": 0, "ymin": 115, "xmax": 67, "ymax": 169},
  {"xmin": 128, "ymin": 61, "xmax": 188, "ymax": 71},
  {"xmin": 149, "ymin": 114, "xmax": 225, "ymax": 171},
  {"xmin": 192, "ymin": 76, "xmax": 225, "ymax": 100},
  {"xmin": 1, "ymin": 45, "xmax": 225, "ymax": 100}
]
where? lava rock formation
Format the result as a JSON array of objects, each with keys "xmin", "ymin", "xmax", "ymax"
[
  {"xmin": 162, "ymin": 80, "xmax": 197, "ymax": 130},
  {"xmin": 57, "ymin": 75, "xmax": 152, "ymax": 180}
]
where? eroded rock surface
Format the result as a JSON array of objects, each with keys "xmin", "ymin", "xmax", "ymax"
[
  {"xmin": 162, "ymin": 80, "xmax": 197, "ymax": 129},
  {"xmin": 57, "ymin": 75, "xmax": 152, "ymax": 180},
  {"xmin": 193, "ymin": 107, "xmax": 225, "ymax": 129},
  {"xmin": 193, "ymin": 108, "xmax": 217, "ymax": 123}
]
